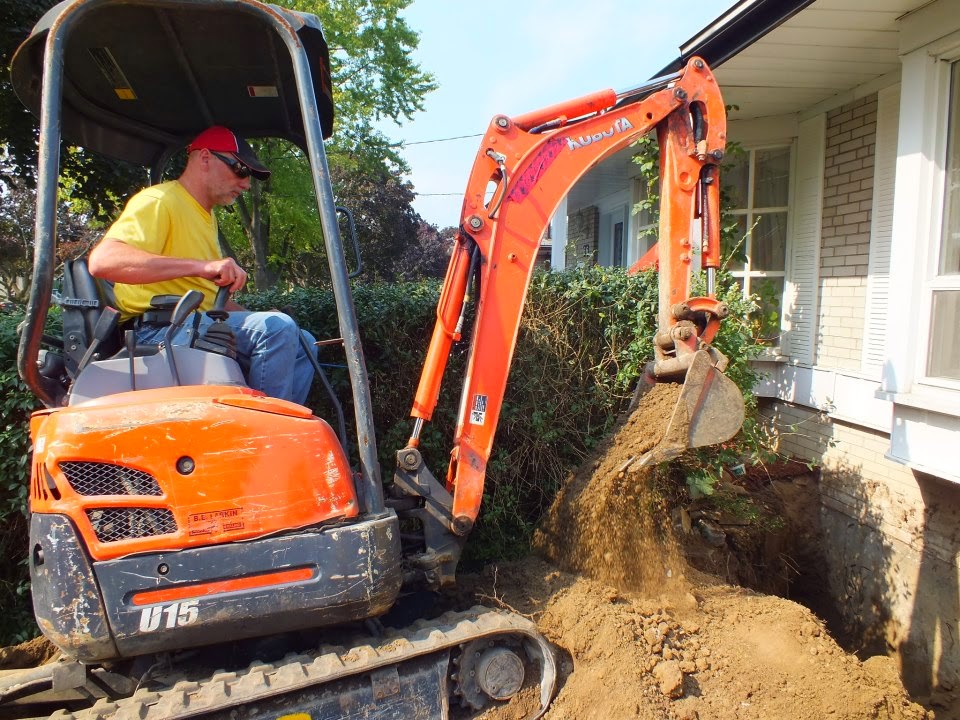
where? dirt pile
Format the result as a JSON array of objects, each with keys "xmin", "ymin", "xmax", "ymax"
[
  {"xmin": 468, "ymin": 385, "xmax": 932, "ymax": 719},
  {"xmin": 469, "ymin": 559, "xmax": 928, "ymax": 720},
  {"xmin": 0, "ymin": 636, "xmax": 57, "ymax": 671}
]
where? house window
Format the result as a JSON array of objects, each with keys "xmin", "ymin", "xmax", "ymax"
[
  {"xmin": 612, "ymin": 221, "xmax": 625, "ymax": 267},
  {"xmin": 723, "ymin": 146, "xmax": 790, "ymax": 345},
  {"xmin": 928, "ymin": 60, "xmax": 960, "ymax": 381},
  {"xmin": 634, "ymin": 178, "xmax": 657, "ymax": 254}
]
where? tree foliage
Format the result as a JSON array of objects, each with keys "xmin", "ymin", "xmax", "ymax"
[
  {"xmin": 288, "ymin": 0, "xmax": 436, "ymax": 155},
  {"xmin": 394, "ymin": 222, "xmax": 455, "ymax": 281},
  {"xmin": 228, "ymin": 0, "xmax": 437, "ymax": 288},
  {"xmin": 0, "ymin": 169, "xmax": 104, "ymax": 303},
  {"xmin": 214, "ymin": 0, "xmax": 438, "ymax": 289},
  {"xmin": 1, "ymin": 0, "xmax": 436, "ymax": 293},
  {"xmin": 329, "ymin": 163, "xmax": 419, "ymax": 281}
]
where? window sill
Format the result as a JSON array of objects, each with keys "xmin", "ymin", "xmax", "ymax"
[{"xmin": 875, "ymin": 388, "xmax": 960, "ymax": 419}]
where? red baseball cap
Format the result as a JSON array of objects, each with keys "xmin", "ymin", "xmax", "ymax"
[{"xmin": 188, "ymin": 126, "xmax": 271, "ymax": 181}]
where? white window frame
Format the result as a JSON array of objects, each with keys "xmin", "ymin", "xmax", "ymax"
[
  {"xmin": 725, "ymin": 144, "xmax": 793, "ymax": 348},
  {"xmin": 881, "ymin": 6, "xmax": 960, "ymax": 481},
  {"xmin": 917, "ymin": 54, "xmax": 960, "ymax": 390},
  {"xmin": 885, "ymin": 36, "xmax": 960, "ymax": 403}
]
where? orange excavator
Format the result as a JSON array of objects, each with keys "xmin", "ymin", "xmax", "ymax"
[{"xmin": 3, "ymin": 0, "xmax": 743, "ymax": 717}]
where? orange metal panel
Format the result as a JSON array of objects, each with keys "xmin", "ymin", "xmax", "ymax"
[
  {"xmin": 130, "ymin": 567, "xmax": 315, "ymax": 605},
  {"xmin": 29, "ymin": 385, "xmax": 358, "ymax": 561}
]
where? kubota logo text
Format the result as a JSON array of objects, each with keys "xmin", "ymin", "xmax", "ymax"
[{"xmin": 566, "ymin": 118, "xmax": 634, "ymax": 151}]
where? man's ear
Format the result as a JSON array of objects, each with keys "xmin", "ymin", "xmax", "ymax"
[{"xmin": 196, "ymin": 149, "xmax": 214, "ymax": 174}]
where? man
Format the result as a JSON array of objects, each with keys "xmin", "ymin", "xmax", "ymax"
[{"xmin": 88, "ymin": 126, "xmax": 316, "ymax": 405}]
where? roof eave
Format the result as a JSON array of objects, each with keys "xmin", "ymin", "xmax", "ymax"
[{"xmin": 655, "ymin": 0, "xmax": 816, "ymax": 76}]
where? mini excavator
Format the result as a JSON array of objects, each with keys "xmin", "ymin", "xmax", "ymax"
[{"xmin": 3, "ymin": 0, "xmax": 743, "ymax": 717}]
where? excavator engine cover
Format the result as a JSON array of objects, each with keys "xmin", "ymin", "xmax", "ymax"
[{"xmin": 28, "ymin": 385, "xmax": 402, "ymax": 662}]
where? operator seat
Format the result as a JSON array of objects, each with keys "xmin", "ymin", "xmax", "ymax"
[
  {"xmin": 57, "ymin": 258, "xmax": 246, "ymax": 405},
  {"xmin": 61, "ymin": 258, "xmax": 124, "ymax": 377}
]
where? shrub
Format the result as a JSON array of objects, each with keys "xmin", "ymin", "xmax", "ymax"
[
  {"xmin": 0, "ymin": 266, "xmax": 768, "ymax": 643},
  {"xmin": 0, "ymin": 309, "xmax": 41, "ymax": 644}
]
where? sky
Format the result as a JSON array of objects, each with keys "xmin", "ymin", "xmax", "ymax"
[{"xmin": 381, "ymin": 0, "xmax": 739, "ymax": 228}]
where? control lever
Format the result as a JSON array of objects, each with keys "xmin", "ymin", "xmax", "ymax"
[
  {"xmin": 76, "ymin": 307, "xmax": 120, "ymax": 374},
  {"xmin": 125, "ymin": 329, "xmax": 137, "ymax": 391},
  {"xmin": 193, "ymin": 286, "xmax": 237, "ymax": 359},
  {"xmin": 163, "ymin": 290, "xmax": 204, "ymax": 385}
]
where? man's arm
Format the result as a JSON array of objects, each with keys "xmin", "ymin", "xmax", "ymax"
[{"xmin": 88, "ymin": 239, "xmax": 247, "ymax": 292}]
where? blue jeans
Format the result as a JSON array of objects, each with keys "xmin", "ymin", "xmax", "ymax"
[{"xmin": 136, "ymin": 311, "xmax": 317, "ymax": 405}]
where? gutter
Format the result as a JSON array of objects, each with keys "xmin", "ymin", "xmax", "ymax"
[{"xmin": 655, "ymin": 0, "xmax": 816, "ymax": 76}]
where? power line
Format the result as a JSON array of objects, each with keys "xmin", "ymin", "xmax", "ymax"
[{"xmin": 399, "ymin": 133, "xmax": 483, "ymax": 147}]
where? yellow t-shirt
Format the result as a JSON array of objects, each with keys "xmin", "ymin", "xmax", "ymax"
[{"xmin": 106, "ymin": 180, "xmax": 221, "ymax": 321}]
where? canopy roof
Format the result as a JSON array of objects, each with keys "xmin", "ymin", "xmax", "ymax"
[{"xmin": 11, "ymin": 0, "xmax": 335, "ymax": 169}]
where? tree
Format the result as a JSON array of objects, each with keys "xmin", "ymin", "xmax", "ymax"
[
  {"xmin": 299, "ymin": 163, "xmax": 423, "ymax": 283},
  {"xmin": 0, "ymin": 0, "xmax": 53, "ymax": 192},
  {"xmin": 394, "ymin": 223, "xmax": 455, "ymax": 281},
  {"xmin": 0, "ymin": 175, "xmax": 101, "ymax": 303},
  {"xmin": 0, "ymin": 181, "xmax": 36, "ymax": 302},
  {"xmin": 226, "ymin": 0, "xmax": 437, "ymax": 288}
]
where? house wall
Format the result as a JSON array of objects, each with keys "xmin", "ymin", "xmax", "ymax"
[
  {"xmin": 756, "ymin": 4, "xmax": 960, "ymax": 697},
  {"xmin": 816, "ymin": 95, "xmax": 876, "ymax": 370}
]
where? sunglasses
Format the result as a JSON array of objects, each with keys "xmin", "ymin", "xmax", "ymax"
[{"xmin": 210, "ymin": 151, "xmax": 252, "ymax": 179}]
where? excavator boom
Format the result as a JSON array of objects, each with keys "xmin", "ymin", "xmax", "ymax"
[{"xmin": 393, "ymin": 57, "xmax": 745, "ymax": 581}]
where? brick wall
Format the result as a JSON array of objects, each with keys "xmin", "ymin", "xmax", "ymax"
[
  {"xmin": 565, "ymin": 206, "xmax": 599, "ymax": 267},
  {"xmin": 816, "ymin": 94, "xmax": 877, "ymax": 370}
]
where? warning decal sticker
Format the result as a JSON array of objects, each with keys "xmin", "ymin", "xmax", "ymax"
[
  {"xmin": 469, "ymin": 394, "xmax": 488, "ymax": 426},
  {"xmin": 188, "ymin": 508, "xmax": 244, "ymax": 536}
]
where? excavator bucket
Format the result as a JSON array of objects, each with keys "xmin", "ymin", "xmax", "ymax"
[{"xmin": 635, "ymin": 349, "xmax": 746, "ymax": 467}]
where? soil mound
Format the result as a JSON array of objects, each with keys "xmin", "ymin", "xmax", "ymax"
[
  {"xmin": 0, "ymin": 635, "xmax": 58, "ymax": 670},
  {"xmin": 470, "ymin": 385, "xmax": 931, "ymax": 719},
  {"xmin": 468, "ymin": 559, "xmax": 928, "ymax": 720}
]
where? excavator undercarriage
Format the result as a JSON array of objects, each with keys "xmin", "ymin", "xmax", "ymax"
[{"xmin": 1, "ymin": 607, "xmax": 556, "ymax": 720}]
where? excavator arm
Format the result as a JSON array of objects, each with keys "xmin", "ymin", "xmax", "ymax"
[{"xmin": 391, "ymin": 57, "xmax": 744, "ymax": 588}]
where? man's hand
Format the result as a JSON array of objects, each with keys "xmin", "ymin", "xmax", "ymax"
[{"xmin": 201, "ymin": 257, "xmax": 247, "ymax": 293}]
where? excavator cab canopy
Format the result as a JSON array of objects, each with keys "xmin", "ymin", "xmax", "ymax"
[{"xmin": 11, "ymin": 0, "xmax": 334, "ymax": 173}]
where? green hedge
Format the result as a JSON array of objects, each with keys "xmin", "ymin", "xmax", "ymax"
[
  {"xmin": 0, "ymin": 311, "xmax": 40, "ymax": 644},
  {"xmin": 0, "ymin": 267, "xmax": 763, "ymax": 644}
]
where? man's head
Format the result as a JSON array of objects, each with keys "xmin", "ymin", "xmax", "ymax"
[{"xmin": 187, "ymin": 126, "xmax": 271, "ymax": 181}]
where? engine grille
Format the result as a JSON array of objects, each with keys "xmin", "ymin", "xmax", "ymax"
[
  {"xmin": 59, "ymin": 461, "xmax": 162, "ymax": 497},
  {"xmin": 87, "ymin": 508, "xmax": 177, "ymax": 543}
]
